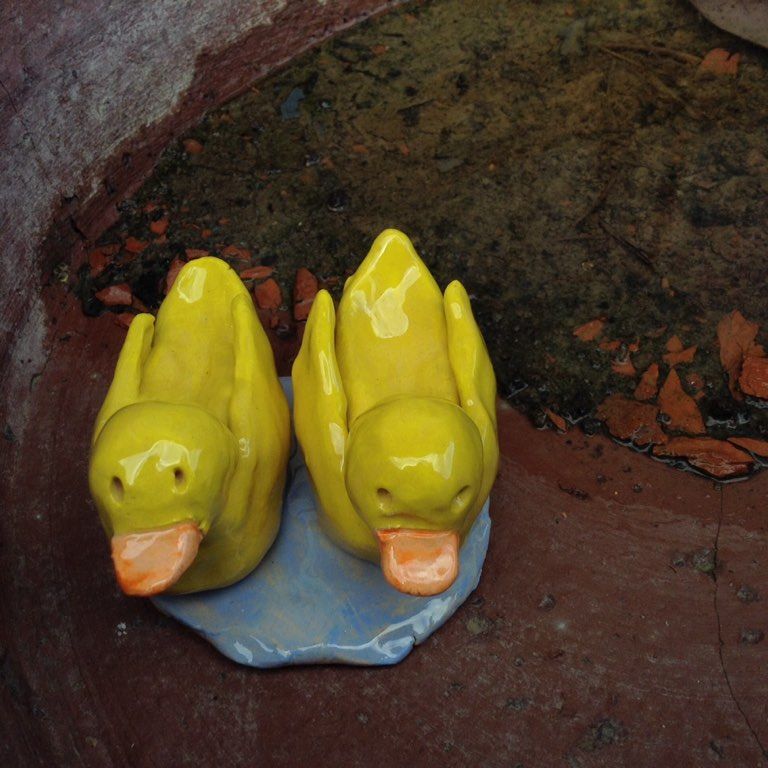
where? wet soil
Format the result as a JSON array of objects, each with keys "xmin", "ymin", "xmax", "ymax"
[{"xmin": 76, "ymin": 0, "xmax": 768, "ymax": 474}]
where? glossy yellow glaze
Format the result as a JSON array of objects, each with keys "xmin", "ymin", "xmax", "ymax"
[
  {"xmin": 89, "ymin": 257, "xmax": 290, "ymax": 594},
  {"xmin": 292, "ymin": 230, "xmax": 498, "ymax": 594}
]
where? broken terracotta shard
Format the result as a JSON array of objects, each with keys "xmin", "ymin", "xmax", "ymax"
[
  {"xmin": 573, "ymin": 318, "xmax": 605, "ymax": 342},
  {"xmin": 150, "ymin": 216, "xmax": 169, "ymax": 236},
  {"xmin": 293, "ymin": 267, "xmax": 319, "ymax": 322},
  {"xmin": 653, "ymin": 437, "xmax": 753, "ymax": 479},
  {"xmin": 222, "ymin": 244, "xmax": 251, "ymax": 261},
  {"xmin": 596, "ymin": 394, "xmax": 667, "ymax": 446},
  {"xmin": 658, "ymin": 369, "xmax": 705, "ymax": 435},
  {"xmin": 124, "ymin": 236, "xmax": 147, "ymax": 254},
  {"xmin": 254, "ymin": 278, "xmax": 282, "ymax": 311},
  {"xmin": 717, "ymin": 310, "xmax": 764, "ymax": 397},
  {"xmin": 95, "ymin": 283, "xmax": 132, "ymax": 307},
  {"xmin": 239, "ymin": 266, "xmax": 274, "ymax": 280},
  {"xmin": 634, "ymin": 363, "xmax": 659, "ymax": 401},
  {"xmin": 698, "ymin": 48, "xmax": 741, "ymax": 76},
  {"xmin": 663, "ymin": 346, "xmax": 697, "ymax": 366},
  {"xmin": 728, "ymin": 437, "xmax": 768, "ymax": 458},
  {"xmin": 543, "ymin": 408, "xmax": 567, "ymax": 432},
  {"xmin": 611, "ymin": 358, "xmax": 636, "ymax": 377},
  {"xmin": 738, "ymin": 356, "xmax": 768, "ymax": 399}
]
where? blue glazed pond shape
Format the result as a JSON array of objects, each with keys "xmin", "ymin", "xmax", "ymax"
[{"xmin": 152, "ymin": 378, "xmax": 491, "ymax": 667}]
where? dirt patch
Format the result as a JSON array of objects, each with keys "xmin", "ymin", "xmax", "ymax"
[{"xmin": 74, "ymin": 0, "xmax": 768, "ymax": 477}]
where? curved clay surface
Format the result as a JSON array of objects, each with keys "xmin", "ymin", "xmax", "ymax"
[
  {"xmin": 691, "ymin": 0, "xmax": 768, "ymax": 48},
  {"xmin": 0, "ymin": 0, "xmax": 401, "ymax": 397},
  {"xmin": 2, "ymin": 301, "xmax": 767, "ymax": 766},
  {"xmin": 1, "ymin": 2, "xmax": 767, "ymax": 766}
]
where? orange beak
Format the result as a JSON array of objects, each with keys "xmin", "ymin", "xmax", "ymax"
[
  {"xmin": 376, "ymin": 529, "xmax": 460, "ymax": 596},
  {"xmin": 110, "ymin": 522, "xmax": 202, "ymax": 596}
]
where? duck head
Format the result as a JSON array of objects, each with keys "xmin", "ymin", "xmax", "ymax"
[
  {"xmin": 89, "ymin": 402, "xmax": 237, "ymax": 595},
  {"xmin": 345, "ymin": 396, "xmax": 484, "ymax": 595}
]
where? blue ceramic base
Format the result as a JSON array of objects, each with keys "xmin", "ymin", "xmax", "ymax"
[{"xmin": 152, "ymin": 379, "xmax": 491, "ymax": 667}]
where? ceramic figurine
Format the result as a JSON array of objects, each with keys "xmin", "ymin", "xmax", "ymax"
[
  {"xmin": 293, "ymin": 229, "xmax": 499, "ymax": 596},
  {"xmin": 89, "ymin": 257, "xmax": 290, "ymax": 596}
]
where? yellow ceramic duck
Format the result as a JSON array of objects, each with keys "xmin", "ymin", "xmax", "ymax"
[
  {"xmin": 293, "ymin": 230, "xmax": 498, "ymax": 596},
  {"xmin": 89, "ymin": 257, "xmax": 290, "ymax": 596}
]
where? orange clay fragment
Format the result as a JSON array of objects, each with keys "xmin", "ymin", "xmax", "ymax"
[
  {"xmin": 239, "ymin": 266, "xmax": 274, "ymax": 280},
  {"xmin": 738, "ymin": 356, "xmax": 768, "ymax": 399},
  {"xmin": 183, "ymin": 138, "xmax": 204, "ymax": 154},
  {"xmin": 596, "ymin": 394, "xmax": 667, "ymax": 447},
  {"xmin": 573, "ymin": 318, "xmax": 605, "ymax": 342},
  {"xmin": 663, "ymin": 346, "xmax": 697, "ymax": 366},
  {"xmin": 666, "ymin": 335, "xmax": 684, "ymax": 353},
  {"xmin": 376, "ymin": 529, "xmax": 459, "ymax": 597},
  {"xmin": 222, "ymin": 244, "xmax": 251, "ymax": 261},
  {"xmin": 698, "ymin": 48, "xmax": 741, "ymax": 76},
  {"xmin": 653, "ymin": 438, "xmax": 752, "ymax": 479},
  {"xmin": 150, "ymin": 216, "xmax": 169, "ymax": 236},
  {"xmin": 293, "ymin": 267, "xmax": 319, "ymax": 322},
  {"xmin": 729, "ymin": 437, "xmax": 768, "ymax": 458},
  {"xmin": 111, "ymin": 522, "xmax": 202, "ymax": 596},
  {"xmin": 658, "ymin": 368, "xmax": 705, "ymax": 434},
  {"xmin": 124, "ymin": 236, "xmax": 147, "ymax": 254},
  {"xmin": 254, "ymin": 278, "xmax": 282, "ymax": 311},
  {"xmin": 95, "ymin": 283, "xmax": 132, "ymax": 307},
  {"xmin": 89, "ymin": 244, "xmax": 119, "ymax": 276},
  {"xmin": 89, "ymin": 249, "xmax": 109, "ymax": 277},
  {"xmin": 611, "ymin": 358, "xmax": 636, "ymax": 377},
  {"xmin": 634, "ymin": 363, "xmax": 659, "ymax": 401},
  {"xmin": 544, "ymin": 408, "xmax": 567, "ymax": 432},
  {"xmin": 717, "ymin": 310, "xmax": 764, "ymax": 396}
]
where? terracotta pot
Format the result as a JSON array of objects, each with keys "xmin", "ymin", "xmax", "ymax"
[
  {"xmin": 2, "ymin": 4, "xmax": 768, "ymax": 765},
  {"xmin": 0, "ymin": 0, "xmax": 402, "ymax": 389}
]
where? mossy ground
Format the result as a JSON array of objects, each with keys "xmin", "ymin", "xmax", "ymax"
[{"xmin": 80, "ymin": 0, "xmax": 768, "ymax": 463}]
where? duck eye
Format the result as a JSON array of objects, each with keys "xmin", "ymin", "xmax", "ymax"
[
  {"xmin": 173, "ymin": 467, "xmax": 187, "ymax": 492},
  {"xmin": 452, "ymin": 485, "xmax": 471, "ymax": 512},
  {"xmin": 376, "ymin": 488, "xmax": 393, "ymax": 511},
  {"xmin": 110, "ymin": 477, "xmax": 124, "ymax": 503}
]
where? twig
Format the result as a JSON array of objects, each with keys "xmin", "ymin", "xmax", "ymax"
[
  {"xmin": 601, "ymin": 41, "xmax": 701, "ymax": 66},
  {"xmin": 396, "ymin": 99, "xmax": 434, "ymax": 114},
  {"xmin": 598, "ymin": 46, "xmax": 701, "ymax": 120},
  {"xmin": 598, "ymin": 220, "xmax": 655, "ymax": 270},
  {"xmin": 556, "ymin": 233, "xmax": 605, "ymax": 242},
  {"xmin": 573, "ymin": 173, "xmax": 618, "ymax": 228}
]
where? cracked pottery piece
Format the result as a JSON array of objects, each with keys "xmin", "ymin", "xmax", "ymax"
[
  {"xmin": 292, "ymin": 230, "xmax": 499, "ymax": 596},
  {"xmin": 89, "ymin": 257, "xmax": 290, "ymax": 595}
]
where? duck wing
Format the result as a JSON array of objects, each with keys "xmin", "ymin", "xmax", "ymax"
[
  {"xmin": 443, "ymin": 281, "xmax": 499, "ymax": 535},
  {"xmin": 292, "ymin": 289, "xmax": 378, "ymax": 559},
  {"xmin": 226, "ymin": 293, "xmax": 289, "ymax": 546},
  {"xmin": 92, "ymin": 313, "xmax": 155, "ymax": 444}
]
